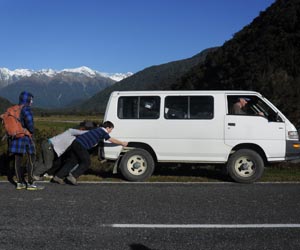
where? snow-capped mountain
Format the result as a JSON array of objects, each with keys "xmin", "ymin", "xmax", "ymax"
[
  {"xmin": 0, "ymin": 68, "xmax": 33, "ymax": 88},
  {"xmin": 0, "ymin": 66, "xmax": 132, "ymax": 88},
  {"xmin": 101, "ymin": 72, "xmax": 134, "ymax": 82},
  {"xmin": 0, "ymin": 66, "xmax": 133, "ymax": 109}
]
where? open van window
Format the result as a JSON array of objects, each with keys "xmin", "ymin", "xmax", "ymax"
[{"xmin": 227, "ymin": 95, "xmax": 283, "ymax": 122}]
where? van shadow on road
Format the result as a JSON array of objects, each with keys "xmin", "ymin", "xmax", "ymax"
[
  {"xmin": 86, "ymin": 162, "xmax": 230, "ymax": 182},
  {"xmin": 153, "ymin": 163, "xmax": 230, "ymax": 181}
]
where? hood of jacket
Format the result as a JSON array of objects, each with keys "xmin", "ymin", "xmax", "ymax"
[{"xmin": 19, "ymin": 91, "xmax": 34, "ymax": 106}]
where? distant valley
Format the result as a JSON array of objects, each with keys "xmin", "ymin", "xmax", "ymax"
[{"xmin": 0, "ymin": 67, "xmax": 132, "ymax": 109}]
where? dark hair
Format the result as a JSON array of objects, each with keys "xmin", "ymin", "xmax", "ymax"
[
  {"xmin": 102, "ymin": 121, "xmax": 114, "ymax": 129},
  {"xmin": 79, "ymin": 120, "xmax": 97, "ymax": 130}
]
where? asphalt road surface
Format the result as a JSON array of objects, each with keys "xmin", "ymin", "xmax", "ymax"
[{"xmin": 0, "ymin": 181, "xmax": 299, "ymax": 250}]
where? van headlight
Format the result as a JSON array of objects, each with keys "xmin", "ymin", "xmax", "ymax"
[{"xmin": 288, "ymin": 131, "xmax": 299, "ymax": 140}]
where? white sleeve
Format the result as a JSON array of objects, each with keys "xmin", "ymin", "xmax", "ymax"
[{"xmin": 68, "ymin": 128, "xmax": 88, "ymax": 136}]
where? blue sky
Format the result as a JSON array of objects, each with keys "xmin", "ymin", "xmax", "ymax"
[{"xmin": 0, "ymin": 0, "xmax": 275, "ymax": 73}]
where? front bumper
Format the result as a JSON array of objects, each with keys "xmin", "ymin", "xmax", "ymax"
[{"xmin": 286, "ymin": 140, "xmax": 300, "ymax": 161}]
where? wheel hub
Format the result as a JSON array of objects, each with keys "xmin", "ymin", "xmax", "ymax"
[
  {"xmin": 133, "ymin": 162, "xmax": 141, "ymax": 169},
  {"xmin": 127, "ymin": 155, "xmax": 147, "ymax": 176},
  {"xmin": 235, "ymin": 157, "xmax": 255, "ymax": 177},
  {"xmin": 240, "ymin": 163, "xmax": 250, "ymax": 171}
]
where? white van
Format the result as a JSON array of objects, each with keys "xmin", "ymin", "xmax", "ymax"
[{"xmin": 102, "ymin": 90, "xmax": 300, "ymax": 183}]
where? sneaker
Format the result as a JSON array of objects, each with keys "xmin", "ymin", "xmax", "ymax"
[
  {"xmin": 43, "ymin": 173, "xmax": 53, "ymax": 179},
  {"xmin": 66, "ymin": 174, "xmax": 78, "ymax": 185},
  {"xmin": 33, "ymin": 175, "xmax": 44, "ymax": 181},
  {"xmin": 16, "ymin": 183, "xmax": 26, "ymax": 190},
  {"xmin": 27, "ymin": 183, "xmax": 45, "ymax": 190},
  {"xmin": 52, "ymin": 176, "xmax": 65, "ymax": 185}
]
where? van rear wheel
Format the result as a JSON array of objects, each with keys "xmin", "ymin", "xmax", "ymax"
[
  {"xmin": 119, "ymin": 148, "xmax": 155, "ymax": 181},
  {"xmin": 227, "ymin": 149, "xmax": 264, "ymax": 183}
]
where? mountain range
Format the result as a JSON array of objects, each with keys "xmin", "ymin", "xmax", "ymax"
[{"xmin": 0, "ymin": 67, "xmax": 132, "ymax": 108}]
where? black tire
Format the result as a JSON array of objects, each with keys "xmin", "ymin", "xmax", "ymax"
[
  {"xmin": 119, "ymin": 148, "xmax": 155, "ymax": 181},
  {"xmin": 227, "ymin": 149, "xmax": 264, "ymax": 183}
]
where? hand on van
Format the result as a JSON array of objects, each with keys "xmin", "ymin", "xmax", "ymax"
[{"xmin": 108, "ymin": 137, "xmax": 128, "ymax": 147}]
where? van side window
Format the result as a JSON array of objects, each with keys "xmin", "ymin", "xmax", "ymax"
[
  {"xmin": 190, "ymin": 96, "xmax": 214, "ymax": 119},
  {"xmin": 165, "ymin": 96, "xmax": 213, "ymax": 119},
  {"xmin": 165, "ymin": 96, "xmax": 188, "ymax": 119},
  {"xmin": 118, "ymin": 96, "xmax": 160, "ymax": 119}
]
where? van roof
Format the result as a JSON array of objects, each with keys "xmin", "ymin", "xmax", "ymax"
[{"xmin": 112, "ymin": 90, "xmax": 260, "ymax": 96}]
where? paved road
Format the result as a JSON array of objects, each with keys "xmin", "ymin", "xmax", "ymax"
[{"xmin": 0, "ymin": 181, "xmax": 299, "ymax": 250}]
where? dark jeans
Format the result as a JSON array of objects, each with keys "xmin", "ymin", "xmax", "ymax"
[
  {"xmin": 46, "ymin": 157, "xmax": 63, "ymax": 176},
  {"xmin": 14, "ymin": 153, "xmax": 35, "ymax": 184},
  {"xmin": 56, "ymin": 140, "xmax": 90, "ymax": 179},
  {"xmin": 34, "ymin": 139, "xmax": 55, "ymax": 176}
]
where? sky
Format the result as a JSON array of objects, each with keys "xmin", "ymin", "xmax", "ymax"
[{"xmin": 0, "ymin": 0, "xmax": 275, "ymax": 74}]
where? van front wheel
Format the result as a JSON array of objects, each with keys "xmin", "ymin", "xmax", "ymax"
[
  {"xmin": 119, "ymin": 149, "xmax": 155, "ymax": 181},
  {"xmin": 227, "ymin": 149, "xmax": 264, "ymax": 183}
]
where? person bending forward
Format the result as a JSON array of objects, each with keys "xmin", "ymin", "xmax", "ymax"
[{"xmin": 53, "ymin": 121, "xmax": 127, "ymax": 185}]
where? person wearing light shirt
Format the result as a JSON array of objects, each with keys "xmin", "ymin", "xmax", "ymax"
[
  {"xmin": 33, "ymin": 127, "xmax": 90, "ymax": 180},
  {"xmin": 53, "ymin": 121, "xmax": 127, "ymax": 185}
]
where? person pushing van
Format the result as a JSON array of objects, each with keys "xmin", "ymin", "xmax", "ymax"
[
  {"xmin": 52, "ymin": 121, "xmax": 128, "ymax": 185},
  {"xmin": 33, "ymin": 121, "xmax": 96, "ymax": 181}
]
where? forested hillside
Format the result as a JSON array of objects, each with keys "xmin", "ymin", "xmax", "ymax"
[
  {"xmin": 172, "ymin": 0, "xmax": 300, "ymax": 127},
  {"xmin": 70, "ymin": 48, "xmax": 216, "ymax": 113}
]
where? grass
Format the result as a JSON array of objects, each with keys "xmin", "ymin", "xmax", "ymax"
[
  {"xmin": 261, "ymin": 165, "xmax": 300, "ymax": 182},
  {"xmin": 35, "ymin": 114, "xmax": 102, "ymax": 132}
]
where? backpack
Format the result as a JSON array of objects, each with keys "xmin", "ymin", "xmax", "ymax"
[{"xmin": 0, "ymin": 105, "xmax": 32, "ymax": 138}]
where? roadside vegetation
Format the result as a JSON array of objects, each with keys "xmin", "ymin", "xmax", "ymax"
[{"xmin": 1, "ymin": 114, "xmax": 300, "ymax": 182}]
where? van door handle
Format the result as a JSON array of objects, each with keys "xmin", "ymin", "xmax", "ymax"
[{"xmin": 228, "ymin": 123, "xmax": 236, "ymax": 126}]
